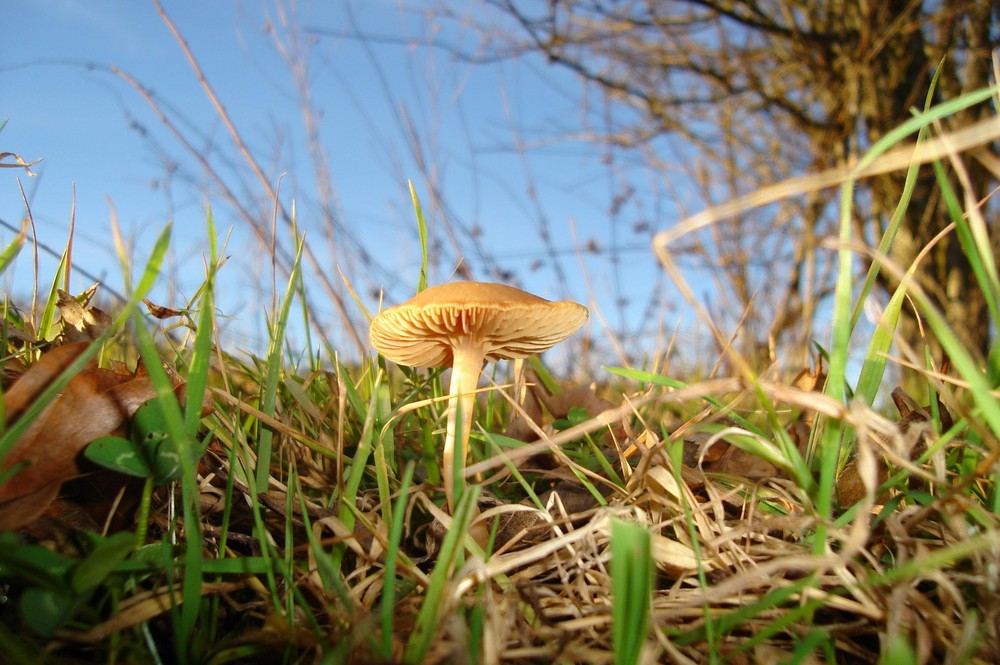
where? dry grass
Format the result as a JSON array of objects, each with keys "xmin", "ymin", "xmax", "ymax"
[
  {"xmin": 2, "ymin": 77, "xmax": 1000, "ymax": 665},
  {"xmin": 7, "ymin": 346, "xmax": 997, "ymax": 664}
]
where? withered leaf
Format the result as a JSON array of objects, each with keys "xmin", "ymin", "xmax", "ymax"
[
  {"xmin": 57, "ymin": 289, "xmax": 111, "ymax": 343},
  {"xmin": 0, "ymin": 343, "xmax": 164, "ymax": 530},
  {"xmin": 791, "ymin": 353, "xmax": 827, "ymax": 393},
  {"xmin": 507, "ymin": 369, "xmax": 619, "ymax": 441},
  {"xmin": 836, "ymin": 388, "xmax": 955, "ymax": 507},
  {"xmin": 703, "ymin": 440, "xmax": 783, "ymax": 479},
  {"xmin": 0, "ymin": 481, "xmax": 61, "ymax": 531},
  {"xmin": 143, "ymin": 298, "xmax": 185, "ymax": 320}
]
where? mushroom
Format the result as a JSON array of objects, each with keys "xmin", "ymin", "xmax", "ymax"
[{"xmin": 370, "ymin": 281, "xmax": 588, "ymax": 510}]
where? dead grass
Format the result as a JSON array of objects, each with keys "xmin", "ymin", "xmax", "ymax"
[
  {"xmin": 8, "ymin": 345, "xmax": 997, "ymax": 664},
  {"xmin": 2, "ymin": 83, "xmax": 1000, "ymax": 665}
]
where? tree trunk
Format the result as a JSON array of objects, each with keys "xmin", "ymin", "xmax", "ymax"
[{"xmin": 861, "ymin": 1, "xmax": 996, "ymax": 368}]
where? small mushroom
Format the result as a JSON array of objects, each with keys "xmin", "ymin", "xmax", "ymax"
[{"xmin": 370, "ymin": 281, "xmax": 588, "ymax": 510}]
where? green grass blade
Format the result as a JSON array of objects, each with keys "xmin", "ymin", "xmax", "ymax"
[
  {"xmin": 379, "ymin": 461, "xmax": 415, "ymax": 661},
  {"xmin": 847, "ymin": 129, "xmax": 926, "ymax": 406},
  {"xmin": 337, "ymin": 358, "xmax": 366, "ymax": 419},
  {"xmin": 130, "ymin": 308, "xmax": 202, "ymax": 662},
  {"xmin": 404, "ymin": 485, "xmax": 480, "ymax": 665},
  {"xmin": 848, "ymin": 65, "xmax": 943, "ymax": 336},
  {"xmin": 408, "ymin": 180, "xmax": 429, "ymax": 293},
  {"xmin": 255, "ymin": 232, "xmax": 305, "ymax": 491},
  {"xmin": 815, "ymin": 171, "xmax": 859, "ymax": 522},
  {"xmin": 373, "ymin": 382, "xmax": 395, "ymax": 525},
  {"xmin": 818, "ymin": 84, "xmax": 1000, "ymax": 528},
  {"xmin": 811, "ymin": 89, "xmax": 996, "ymax": 519},
  {"xmin": 901, "ymin": 278, "xmax": 1000, "ymax": 436},
  {"xmin": 341, "ymin": 372, "xmax": 381, "ymax": 512},
  {"xmin": 850, "ymin": 115, "xmax": 930, "ymax": 407},
  {"xmin": 484, "ymin": 433, "xmax": 545, "ymax": 510},
  {"xmin": 338, "ymin": 267, "xmax": 374, "ymax": 324},
  {"xmin": 184, "ymin": 209, "xmax": 217, "ymax": 436},
  {"xmin": 674, "ymin": 575, "xmax": 815, "ymax": 646},
  {"xmin": 611, "ymin": 518, "xmax": 652, "ymax": 665},
  {"xmin": 603, "ymin": 366, "xmax": 764, "ymax": 435},
  {"xmin": 36, "ymin": 247, "xmax": 68, "ymax": 343},
  {"xmin": 331, "ymin": 369, "xmax": 384, "ymax": 572},
  {"xmin": 931, "ymin": 157, "xmax": 1000, "ymax": 328},
  {"xmin": 855, "ymin": 85, "xmax": 996, "ymax": 167}
]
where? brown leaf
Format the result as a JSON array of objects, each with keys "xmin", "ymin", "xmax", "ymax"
[
  {"xmin": 507, "ymin": 369, "xmax": 619, "ymax": 438},
  {"xmin": 0, "ymin": 343, "xmax": 163, "ymax": 528},
  {"xmin": 0, "ymin": 481, "xmax": 61, "ymax": 532},
  {"xmin": 680, "ymin": 430, "xmax": 730, "ymax": 467},
  {"xmin": 835, "ymin": 457, "xmax": 888, "ymax": 507},
  {"xmin": 3, "ymin": 343, "xmax": 91, "ymax": 417},
  {"xmin": 791, "ymin": 352, "xmax": 827, "ymax": 392},
  {"xmin": 705, "ymin": 441, "xmax": 783, "ymax": 479},
  {"xmin": 891, "ymin": 386, "xmax": 954, "ymax": 435},
  {"xmin": 143, "ymin": 298, "xmax": 185, "ymax": 320},
  {"xmin": 836, "ymin": 388, "xmax": 954, "ymax": 507},
  {"xmin": 536, "ymin": 380, "xmax": 617, "ymax": 425},
  {"xmin": 57, "ymin": 289, "xmax": 111, "ymax": 343}
]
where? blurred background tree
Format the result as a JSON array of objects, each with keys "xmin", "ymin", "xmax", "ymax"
[
  {"xmin": 11, "ymin": 1, "xmax": 994, "ymax": 380},
  {"xmin": 435, "ymin": 0, "xmax": 999, "ymax": 374}
]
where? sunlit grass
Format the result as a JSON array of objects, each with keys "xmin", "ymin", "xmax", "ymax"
[{"xmin": 1, "ymin": 86, "xmax": 1000, "ymax": 664}]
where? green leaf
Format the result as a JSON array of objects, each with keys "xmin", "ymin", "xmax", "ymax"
[
  {"xmin": 70, "ymin": 532, "xmax": 135, "ymax": 594},
  {"xmin": 0, "ymin": 534, "xmax": 74, "ymax": 588},
  {"xmin": 133, "ymin": 400, "xmax": 179, "ymax": 482},
  {"xmin": 150, "ymin": 439, "xmax": 183, "ymax": 484},
  {"xmin": 19, "ymin": 588, "xmax": 77, "ymax": 638},
  {"xmin": 134, "ymin": 398, "xmax": 209, "ymax": 484},
  {"xmin": 604, "ymin": 365, "xmax": 766, "ymax": 436},
  {"xmin": 553, "ymin": 406, "xmax": 590, "ymax": 430},
  {"xmin": 84, "ymin": 436, "xmax": 152, "ymax": 478}
]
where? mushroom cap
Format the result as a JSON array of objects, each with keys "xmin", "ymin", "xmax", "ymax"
[{"xmin": 370, "ymin": 281, "xmax": 588, "ymax": 368}]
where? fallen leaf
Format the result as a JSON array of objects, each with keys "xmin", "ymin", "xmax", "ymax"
[
  {"xmin": 704, "ymin": 439, "xmax": 784, "ymax": 479},
  {"xmin": 3, "ymin": 343, "xmax": 91, "ymax": 418},
  {"xmin": 1, "ymin": 346, "xmax": 138, "ymax": 502},
  {"xmin": 0, "ymin": 343, "xmax": 183, "ymax": 530},
  {"xmin": 0, "ymin": 481, "xmax": 61, "ymax": 531},
  {"xmin": 791, "ymin": 352, "xmax": 827, "ymax": 392},
  {"xmin": 701, "ymin": 357, "xmax": 824, "ymax": 479},
  {"xmin": 505, "ymin": 368, "xmax": 624, "ymax": 469},
  {"xmin": 835, "ymin": 388, "xmax": 954, "ymax": 507}
]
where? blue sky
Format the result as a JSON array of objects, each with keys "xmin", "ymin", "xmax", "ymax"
[{"xmin": 2, "ymin": 1, "xmax": 700, "ymax": 364}]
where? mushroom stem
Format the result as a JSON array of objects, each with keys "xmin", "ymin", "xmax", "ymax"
[{"xmin": 442, "ymin": 339, "xmax": 486, "ymax": 512}]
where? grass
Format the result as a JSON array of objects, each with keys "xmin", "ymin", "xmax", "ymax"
[{"xmin": 1, "ymin": 90, "xmax": 1000, "ymax": 664}]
